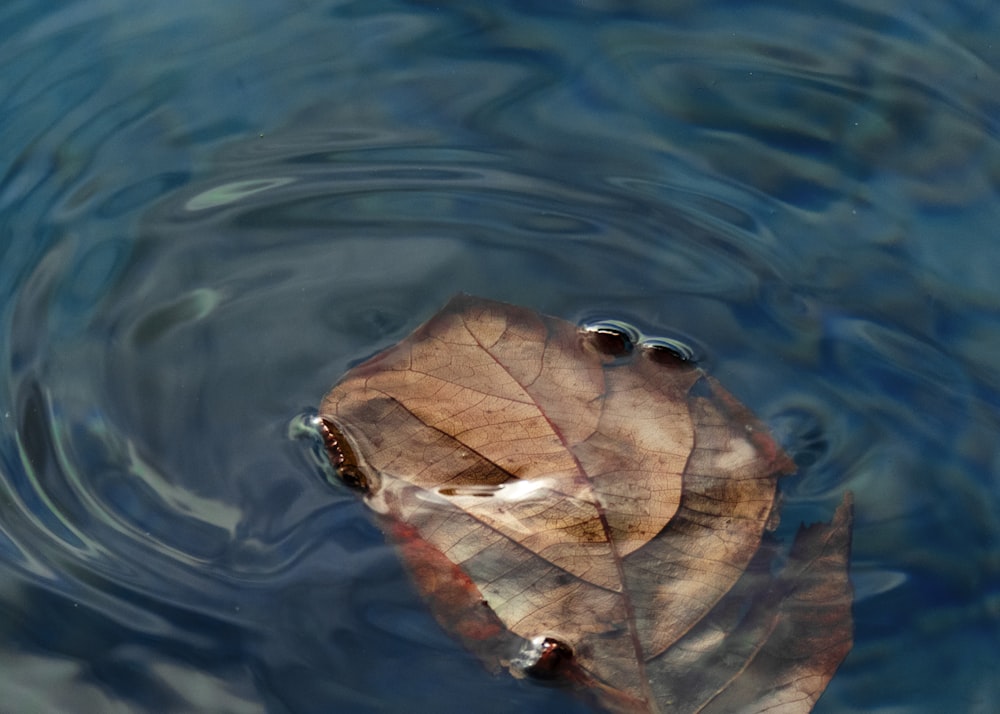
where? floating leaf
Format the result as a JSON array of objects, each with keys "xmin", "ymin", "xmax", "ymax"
[{"xmin": 319, "ymin": 295, "xmax": 852, "ymax": 713}]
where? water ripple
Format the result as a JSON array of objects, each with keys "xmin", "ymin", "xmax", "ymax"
[{"xmin": 2, "ymin": 1, "xmax": 999, "ymax": 712}]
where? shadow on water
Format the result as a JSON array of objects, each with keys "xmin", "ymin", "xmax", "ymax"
[{"xmin": 1, "ymin": 0, "xmax": 999, "ymax": 712}]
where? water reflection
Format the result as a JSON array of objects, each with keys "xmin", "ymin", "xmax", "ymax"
[{"xmin": 1, "ymin": 0, "xmax": 999, "ymax": 712}]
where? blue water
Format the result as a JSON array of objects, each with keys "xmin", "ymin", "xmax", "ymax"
[{"xmin": 2, "ymin": 1, "xmax": 999, "ymax": 712}]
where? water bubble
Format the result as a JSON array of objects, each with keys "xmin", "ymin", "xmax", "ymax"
[
  {"xmin": 580, "ymin": 320, "xmax": 642, "ymax": 359},
  {"xmin": 639, "ymin": 337, "xmax": 697, "ymax": 368}
]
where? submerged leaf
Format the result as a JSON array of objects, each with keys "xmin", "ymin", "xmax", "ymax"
[{"xmin": 319, "ymin": 295, "xmax": 853, "ymax": 713}]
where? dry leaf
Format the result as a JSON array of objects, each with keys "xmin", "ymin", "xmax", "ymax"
[{"xmin": 319, "ymin": 295, "xmax": 853, "ymax": 713}]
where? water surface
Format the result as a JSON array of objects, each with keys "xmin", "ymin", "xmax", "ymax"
[{"xmin": 2, "ymin": 1, "xmax": 999, "ymax": 712}]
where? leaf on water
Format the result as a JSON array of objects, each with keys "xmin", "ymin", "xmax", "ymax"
[{"xmin": 319, "ymin": 295, "xmax": 853, "ymax": 713}]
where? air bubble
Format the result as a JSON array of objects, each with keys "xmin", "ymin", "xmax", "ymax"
[
  {"xmin": 580, "ymin": 320, "xmax": 642, "ymax": 359},
  {"xmin": 640, "ymin": 337, "xmax": 697, "ymax": 367}
]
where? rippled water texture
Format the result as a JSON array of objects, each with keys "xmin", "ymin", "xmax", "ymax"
[{"xmin": 2, "ymin": 1, "xmax": 999, "ymax": 712}]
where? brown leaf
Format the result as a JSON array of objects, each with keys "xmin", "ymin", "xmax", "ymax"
[{"xmin": 319, "ymin": 295, "xmax": 853, "ymax": 713}]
